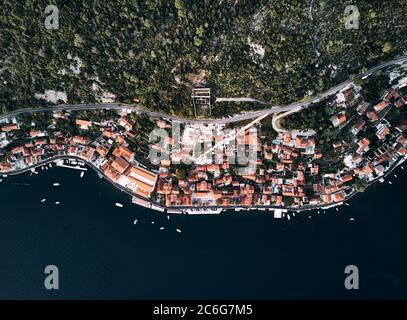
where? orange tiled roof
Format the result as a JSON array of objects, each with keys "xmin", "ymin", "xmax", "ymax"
[
  {"xmin": 76, "ymin": 119, "xmax": 92, "ymax": 127},
  {"xmin": 128, "ymin": 166, "xmax": 157, "ymax": 184},
  {"xmin": 1, "ymin": 124, "xmax": 18, "ymax": 132},
  {"xmin": 374, "ymin": 101, "xmax": 389, "ymax": 112},
  {"xmin": 113, "ymin": 146, "xmax": 134, "ymax": 162},
  {"xmin": 367, "ymin": 111, "xmax": 379, "ymax": 122},
  {"xmin": 72, "ymin": 136, "xmax": 88, "ymax": 145},
  {"xmin": 96, "ymin": 145, "xmax": 108, "ymax": 157},
  {"xmin": 111, "ymin": 157, "xmax": 129, "ymax": 173},
  {"xmin": 376, "ymin": 127, "xmax": 390, "ymax": 140}
]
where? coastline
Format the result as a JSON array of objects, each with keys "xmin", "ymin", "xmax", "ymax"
[
  {"xmin": 2, "ymin": 153, "xmax": 406, "ymax": 215},
  {"xmin": 1, "ymin": 56, "xmax": 406, "ymax": 216},
  {"xmin": 2, "ymin": 146, "xmax": 407, "ymax": 299}
]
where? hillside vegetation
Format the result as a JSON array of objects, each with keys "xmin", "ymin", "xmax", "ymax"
[{"xmin": 1, "ymin": 0, "xmax": 406, "ymax": 116}]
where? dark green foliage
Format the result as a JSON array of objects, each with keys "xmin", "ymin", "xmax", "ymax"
[
  {"xmin": 1, "ymin": 0, "xmax": 406, "ymax": 116},
  {"xmin": 360, "ymin": 72, "xmax": 390, "ymax": 103}
]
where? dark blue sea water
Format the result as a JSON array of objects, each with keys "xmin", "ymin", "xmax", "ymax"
[{"xmin": 0, "ymin": 164, "xmax": 406, "ymax": 299}]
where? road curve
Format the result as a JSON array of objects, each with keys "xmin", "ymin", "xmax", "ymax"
[{"xmin": 1, "ymin": 55, "xmax": 406, "ymax": 125}]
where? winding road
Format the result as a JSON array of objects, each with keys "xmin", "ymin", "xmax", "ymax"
[
  {"xmin": 1, "ymin": 55, "xmax": 407, "ymax": 213},
  {"xmin": 1, "ymin": 55, "xmax": 406, "ymax": 125}
]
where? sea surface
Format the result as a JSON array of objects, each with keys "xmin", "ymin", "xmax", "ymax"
[{"xmin": 0, "ymin": 164, "xmax": 406, "ymax": 299}]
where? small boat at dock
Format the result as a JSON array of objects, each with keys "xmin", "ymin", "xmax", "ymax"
[
  {"xmin": 115, "ymin": 203, "xmax": 123, "ymax": 208},
  {"xmin": 80, "ymin": 172, "xmax": 84, "ymax": 178}
]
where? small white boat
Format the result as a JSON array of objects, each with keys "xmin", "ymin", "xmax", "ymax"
[
  {"xmin": 0, "ymin": 179, "xmax": 2, "ymax": 182},
  {"xmin": 53, "ymin": 183, "xmax": 60, "ymax": 186},
  {"xmin": 389, "ymin": 181, "xmax": 393, "ymax": 185},
  {"xmin": 402, "ymin": 166, "xmax": 404, "ymax": 170},
  {"xmin": 336, "ymin": 208, "xmax": 339, "ymax": 211},
  {"xmin": 287, "ymin": 215, "xmax": 291, "ymax": 220},
  {"xmin": 115, "ymin": 203, "xmax": 123, "ymax": 208},
  {"xmin": 350, "ymin": 218, "xmax": 355, "ymax": 221},
  {"xmin": 394, "ymin": 174, "xmax": 398, "ymax": 178},
  {"xmin": 151, "ymin": 221, "xmax": 155, "ymax": 224},
  {"xmin": 80, "ymin": 172, "xmax": 84, "ymax": 178},
  {"xmin": 41, "ymin": 166, "xmax": 44, "ymax": 170},
  {"xmin": 345, "ymin": 203, "xmax": 350, "ymax": 206},
  {"xmin": 41, "ymin": 198, "xmax": 46, "ymax": 203},
  {"xmin": 176, "ymin": 228, "xmax": 182, "ymax": 233},
  {"xmin": 160, "ymin": 227, "xmax": 165, "ymax": 230},
  {"xmin": 45, "ymin": 167, "xmax": 48, "ymax": 170},
  {"xmin": 167, "ymin": 215, "xmax": 170, "ymax": 220},
  {"xmin": 55, "ymin": 201, "xmax": 60, "ymax": 205},
  {"xmin": 133, "ymin": 219, "xmax": 138, "ymax": 225}
]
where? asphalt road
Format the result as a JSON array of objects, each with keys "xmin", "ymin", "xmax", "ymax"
[{"xmin": 1, "ymin": 55, "xmax": 406, "ymax": 125}]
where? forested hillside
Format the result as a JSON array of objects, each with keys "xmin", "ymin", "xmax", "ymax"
[{"xmin": 1, "ymin": 0, "xmax": 406, "ymax": 116}]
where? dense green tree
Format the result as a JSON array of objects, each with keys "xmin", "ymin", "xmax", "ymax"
[{"xmin": 1, "ymin": 0, "xmax": 406, "ymax": 117}]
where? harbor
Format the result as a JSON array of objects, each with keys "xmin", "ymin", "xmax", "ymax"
[
  {"xmin": 1, "ymin": 152, "xmax": 406, "ymax": 219},
  {"xmin": 55, "ymin": 159, "xmax": 88, "ymax": 171}
]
